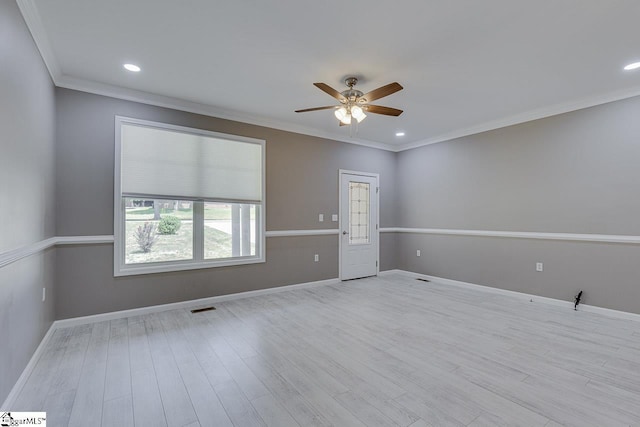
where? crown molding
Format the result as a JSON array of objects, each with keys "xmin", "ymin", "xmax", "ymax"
[
  {"xmin": 17, "ymin": 0, "xmax": 640, "ymax": 154},
  {"xmin": 16, "ymin": 0, "xmax": 61, "ymax": 81},
  {"xmin": 57, "ymin": 75, "xmax": 640, "ymax": 154},
  {"xmin": 395, "ymin": 85, "xmax": 640, "ymax": 152},
  {"xmin": 55, "ymin": 74, "xmax": 397, "ymax": 152},
  {"xmin": 17, "ymin": 0, "xmax": 396, "ymax": 152}
]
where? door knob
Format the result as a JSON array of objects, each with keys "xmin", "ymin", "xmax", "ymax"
[{"xmin": 342, "ymin": 231, "xmax": 348, "ymax": 235}]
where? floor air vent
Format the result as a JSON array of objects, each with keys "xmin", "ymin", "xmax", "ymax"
[
  {"xmin": 191, "ymin": 306, "xmax": 216, "ymax": 313},
  {"xmin": 416, "ymin": 278, "xmax": 430, "ymax": 282}
]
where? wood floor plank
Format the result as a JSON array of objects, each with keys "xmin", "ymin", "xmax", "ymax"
[
  {"xmin": 145, "ymin": 315, "xmax": 199, "ymax": 427},
  {"xmin": 407, "ymin": 420, "xmax": 434, "ymax": 427},
  {"xmin": 243, "ymin": 355, "xmax": 332, "ymax": 427},
  {"xmin": 103, "ymin": 322, "xmax": 132, "ymax": 402},
  {"xmin": 173, "ymin": 310, "xmax": 265, "ymax": 427},
  {"xmin": 156, "ymin": 311, "xmax": 233, "ymax": 427},
  {"xmin": 12, "ymin": 332, "xmax": 70, "ymax": 410},
  {"xmin": 68, "ymin": 321, "xmax": 110, "ymax": 427},
  {"xmin": 247, "ymin": 351, "xmax": 367, "ymax": 427},
  {"xmin": 102, "ymin": 396, "xmax": 134, "ymax": 427},
  {"xmin": 130, "ymin": 367, "xmax": 167, "ymax": 427},
  {"xmin": 251, "ymin": 394, "xmax": 300, "ymax": 427},
  {"xmin": 47, "ymin": 324, "xmax": 93, "ymax": 395},
  {"xmin": 128, "ymin": 319, "xmax": 167, "ymax": 427},
  {"xmin": 333, "ymin": 390, "xmax": 400, "ymax": 427},
  {"xmin": 42, "ymin": 389, "xmax": 75, "ymax": 427}
]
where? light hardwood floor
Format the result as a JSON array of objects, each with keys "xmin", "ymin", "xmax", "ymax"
[{"xmin": 12, "ymin": 273, "xmax": 640, "ymax": 426}]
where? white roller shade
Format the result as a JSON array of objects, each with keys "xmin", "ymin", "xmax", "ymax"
[{"xmin": 121, "ymin": 123, "xmax": 263, "ymax": 202}]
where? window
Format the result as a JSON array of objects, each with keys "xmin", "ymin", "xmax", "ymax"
[{"xmin": 114, "ymin": 117, "xmax": 265, "ymax": 276}]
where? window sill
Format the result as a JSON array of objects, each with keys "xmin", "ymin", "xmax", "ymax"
[{"xmin": 114, "ymin": 256, "xmax": 265, "ymax": 277}]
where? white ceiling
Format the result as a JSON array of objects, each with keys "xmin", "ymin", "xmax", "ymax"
[{"xmin": 20, "ymin": 0, "xmax": 640, "ymax": 151}]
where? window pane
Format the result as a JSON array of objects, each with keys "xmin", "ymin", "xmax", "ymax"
[
  {"xmin": 124, "ymin": 198, "xmax": 193, "ymax": 264},
  {"xmin": 204, "ymin": 202, "xmax": 256, "ymax": 259},
  {"xmin": 348, "ymin": 182, "xmax": 370, "ymax": 245}
]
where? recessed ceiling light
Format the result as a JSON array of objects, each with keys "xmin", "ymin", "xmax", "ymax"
[
  {"xmin": 624, "ymin": 62, "xmax": 640, "ymax": 71},
  {"xmin": 395, "ymin": 132, "xmax": 405, "ymax": 137},
  {"xmin": 123, "ymin": 63, "xmax": 141, "ymax": 72}
]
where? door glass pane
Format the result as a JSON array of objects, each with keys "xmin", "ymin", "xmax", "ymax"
[
  {"xmin": 124, "ymin": 198, "xmax": 193, "ymax": 264},
  {"xmin": 348, "ymin": 182, "xmax": 370, "ymax": 244}
]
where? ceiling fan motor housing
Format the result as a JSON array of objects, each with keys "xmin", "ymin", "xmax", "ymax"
[{"xmin": 342, "ymin": 77, "xmax": 364, "ymax": 103}]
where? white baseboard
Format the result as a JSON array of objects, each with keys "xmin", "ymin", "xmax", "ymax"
[
  {"xmin": 379, "ymin": 269, "xmax": 640, "ymax": 322},
  {"xmin": 1, "ymin": 323, "xmax": 56, "ymax": 411},
  {"xmin": 7, "ymin": 270, "xmax": 638, "ymax": 410},
  {"xmin": 54, "ymin": 277, "xmax": 340, "ymax": 328},
  {"xmin": 2, "ymin": 276, "xmax": 340, "ymax": 408}
]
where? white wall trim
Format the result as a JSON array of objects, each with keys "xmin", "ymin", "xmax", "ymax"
[
  {"xmin": 14, "ymin": 0, "xmax": 395, "ymax": 154},
  {"xmin": 16, "ymin": 0, "xmax": 61, "ymax": 81},
  {"xmin": 0, "ymin": 231, "xmax": 342, "ymax": 270},
  {"xmin": 380, "ymin": 269, "xmax": 640, "ymax": 323},
  {"xmin": 394, "ymin": 84, "xmax": 640, "ymax": 152},
  {"xmin": 59, "ymin": 73, "xmax": 640, "ymax": 154},
  {"xmin": 4, "ymin": 226, "xmax": 639, "ymax": 270},
  {"xmin": 0, "ymin": 235, "xmax": 113, "ymax": 269},
  {"xmin": 0, "ymin": 237, "xmax": 58, "ymax": 269},
  {"xmin": 380, "ymin": 227, "xmax": 640, "ymax": 244},
  {"xmin": 4, "ymin": 227, "xmax": 639, "ymax": 270},
  {"xmin": 56, "ymin": 75, "xmax": 396, "ymax": 152},
  {"xmin": 56, "ymin": 235, "xmax": 115, "ymax": 245},
  {"xmin": 265, "ymin": 229, "xmax": 339, "ymax": 237},
  {"xmin": 55, "ymin": 277, "xmax": 339, "ymax": 327},
  {"xmin": 1, "ymin": 323, "xmax": 56, "ymax": 411},
  {"xmin": 19, "ymin": 1, "xmax": 640, "ymax": 154}
]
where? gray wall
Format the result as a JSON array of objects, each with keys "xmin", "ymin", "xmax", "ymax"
[
  {"xmin": 0, "ymin": 1, "xmax": 57, "ymax": 404},
  {"xmin": 396, "ymin": 96, "xmax": 640, "ymax": 314},
  {"xmin": 55, "ymin": 88, "xmax": 397, "ymax": 318}
]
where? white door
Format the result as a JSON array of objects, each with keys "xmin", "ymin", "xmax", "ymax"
[{"xmin": 340, "ymin": 171, "xmax": 379, "ymax": 280}]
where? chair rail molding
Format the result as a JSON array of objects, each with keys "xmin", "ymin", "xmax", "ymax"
[
  {"xmin": 379, "ymin": 227, "xmax": 640, "ymax": 244},
  {"xmin": 0, "ymin": 230, "xmax": 343, "ymax": 269},
  {"xmin": 0, "ymin": 236, "xmax": 114, "ymax": 269}
]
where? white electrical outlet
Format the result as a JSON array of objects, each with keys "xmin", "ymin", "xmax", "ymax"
[
  {"xmin": 318, "ymin": 214, "xmax": 324, "ymax": 222},
  {"xmin": 42, "ymin": 288, "xmax": 46, "ymax": 302},
  {"xmin": 536, "ymin": 262, "xmax": 543, "ymax": 272},
  {"xmin": 417, "ymin": 250, "xmax": 421, "ymax": 257},
  {"xmin": 332, "ymin": 214, "xmax": 338, "ymax": 222},
  {"xmin": 314, "ymin": 254, "xmax": 319, "ymax": 262}
]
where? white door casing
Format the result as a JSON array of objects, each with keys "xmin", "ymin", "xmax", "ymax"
[{"xmin": 339, "ymin": 170, "xmax": 379, "ymax": 280}]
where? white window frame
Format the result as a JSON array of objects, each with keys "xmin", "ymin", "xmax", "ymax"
[{"xmin": 114, "ymin": 116, "xmax": 266, "ymax": 277}]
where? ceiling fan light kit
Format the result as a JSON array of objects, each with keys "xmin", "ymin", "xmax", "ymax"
[
  {"xmin": 296, "ymin": 77, "xmax": 403, "ymax": 130},
  {"xmin": 335, "ymin": 106, "xmax": 351, "ymax": 124}
]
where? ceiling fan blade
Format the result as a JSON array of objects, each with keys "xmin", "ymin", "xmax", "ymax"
[
  {"xmin": 295, "ymin": 106, "xmax": 337, "ymax": 113},
  {"xmin": 365, "ymin": 105, "xmax": 403, "ymax": 116},
  {"xmin": 314, "ymin": 83, "xmax": 347, "ymax": 102},
  {"xmin": 360, "ymin": 82, "xmax": 403, "ymax": 103}
]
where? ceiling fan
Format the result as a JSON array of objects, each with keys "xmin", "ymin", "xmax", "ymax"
[{"xmin": 295, "ymin": 77, "xmax": 403, "ymax": 126}]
